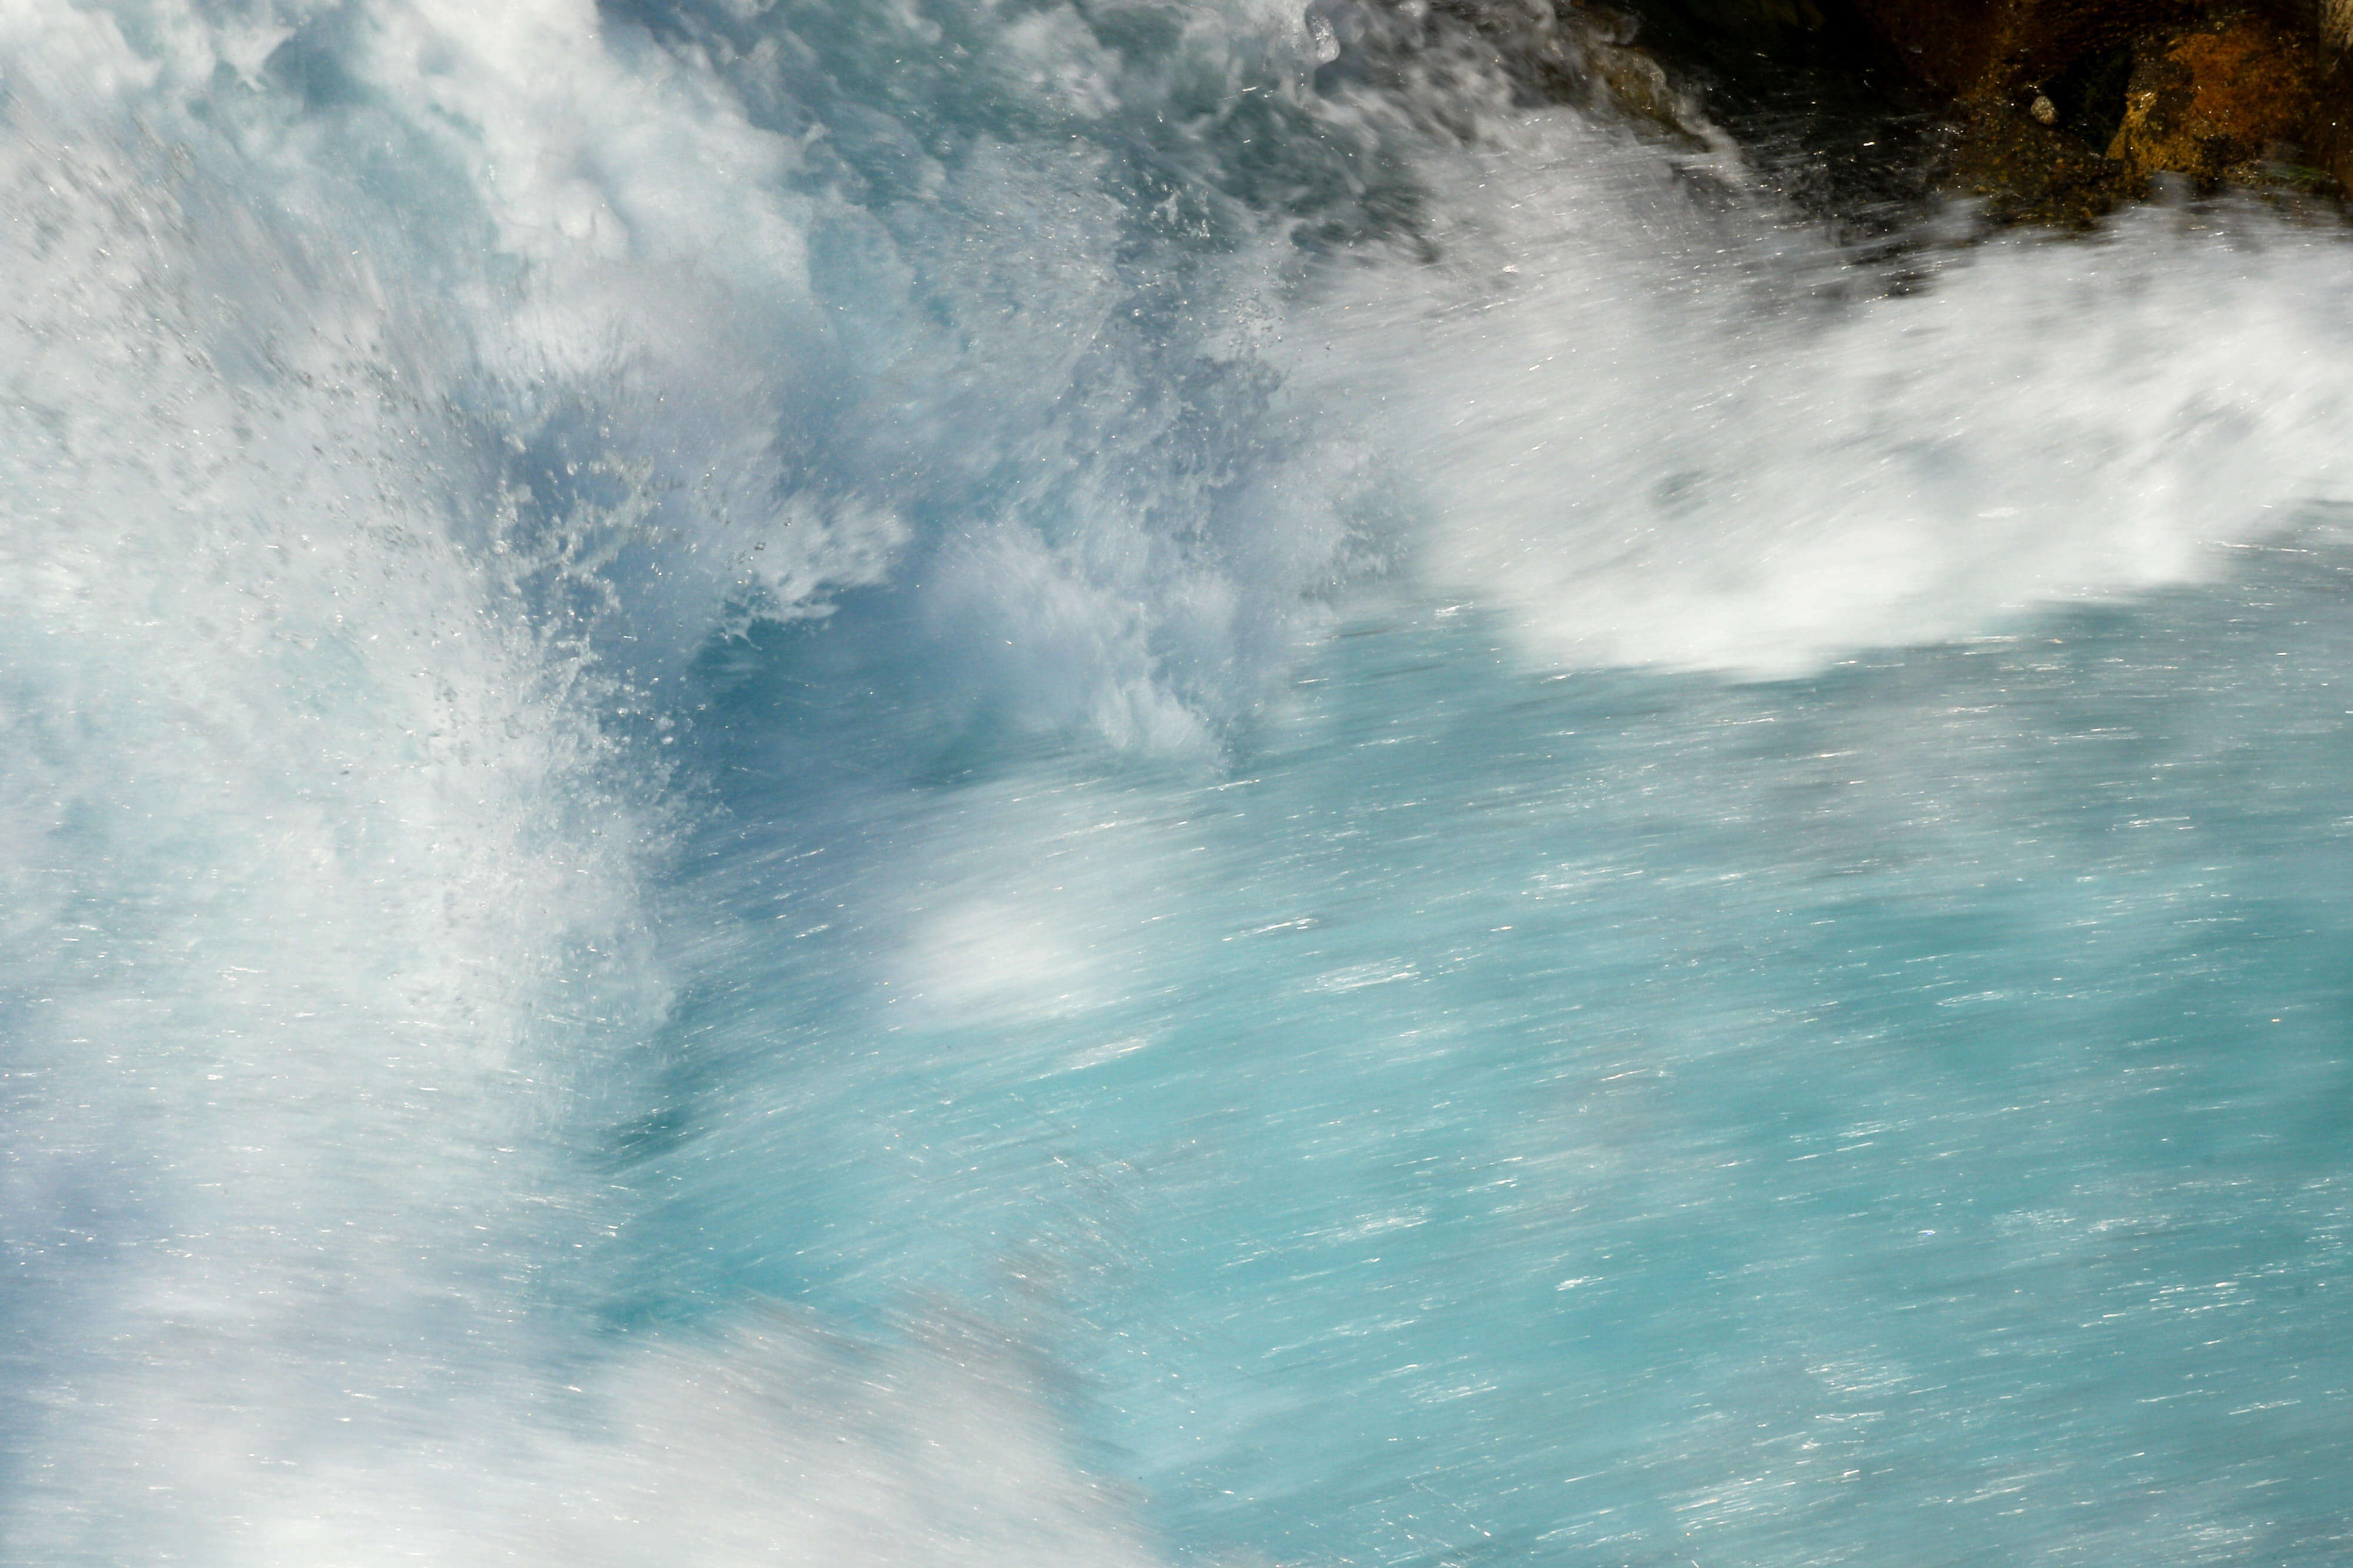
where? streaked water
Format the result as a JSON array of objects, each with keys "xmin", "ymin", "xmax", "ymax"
[{"xmin": 3, "ymin": 1, "xmax": 2349, "ymax": 1563}]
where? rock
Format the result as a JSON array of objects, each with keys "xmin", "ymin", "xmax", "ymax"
[
  {"xmin": 1945, "ymin": 93, "xmax": 2137, "ymax": 226},
  {"xmin": 1844, "ymin": 0, "xmax": 2182, "ymax": 102},
  {"xmin": 2327, "ymin": 0, "xmax": 2353, "ymax": 56},
  {"xmin": 2105, "ymin": 14, "xmax": 2318, "ymax": 184},
  {"xmin": 1588, "ymin": 36, "xmax": 1701, "ymax": 133},
  {"xmin": 1487, "ymin": 0, "xmax": 2349, "ymax": 223},
  {"xmin": 1830, "ymin": 0, "xmax": 2339, "ymax": 219},
  {"xmin": 2300, "ymin": 19, "xmax": 2353, "ymax": 188},
  {"xmin": 1444, "ymin": 0, "xmax": 1737, "ymax": 149}
]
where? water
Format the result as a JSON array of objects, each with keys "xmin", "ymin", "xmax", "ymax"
[{"xmin": 2, "ymin": 1, "xmax": 2349, "ymax": 1562}]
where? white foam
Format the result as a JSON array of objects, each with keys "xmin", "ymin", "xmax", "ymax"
[
  {"xmin": 50, "ymin": 1316, "xmax": 1159, "ymax": 1567},
  {"xmin": 19, "ymin": 0, "xmax": 2353, "ymax": 1554},
  {"xmin": 1298, "ymin": 118, "xmax": 2353, "ymax": 675},
  {"xmin": 0, "ymin": 71, "xmax": 1152, "ymax": 1567}
]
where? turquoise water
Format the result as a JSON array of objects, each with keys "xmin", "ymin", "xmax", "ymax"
[
  {"xmin": 4, "ymin": 0, "xmax": 2351, "ymax": 1562},
  {"xmin": 657, "ymin": 563, "xmax": 2353, "ymax": 1565}
]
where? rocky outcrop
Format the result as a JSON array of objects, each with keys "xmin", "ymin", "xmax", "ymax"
[
  {"xmin": 1437, "ymin": 0, "xmax": 1737, "ymax": 149},
  {"xmin": 1847, "ymin": 0, "xmax": 2184, "ymax": 99},
  {"xmin": 2107, "ymin": 14, "xmax": 2317, "ymax": 182},
  {"xmin": 1445, "ymin": 0, "xmax": 2352, "ymax": 228},
  {"xmin": 1841, "ymin": 0, "xmax": 2339, "ymax": 219}
]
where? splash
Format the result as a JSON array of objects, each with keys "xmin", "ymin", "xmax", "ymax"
[{"xmin": 8, "ymin": 0, "xmax": 2353, "ymax": 1561}]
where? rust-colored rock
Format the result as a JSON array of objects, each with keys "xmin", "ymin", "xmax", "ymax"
[
  {"xmin": 2106, "ymin": 14, "xmax": 2317, "ymax": 182},
  {"xmin": 1835, "ymin": 0, "xmax": 2342, "ymax": 218}
]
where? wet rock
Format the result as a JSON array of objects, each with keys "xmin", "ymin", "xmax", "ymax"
[
  {"xmin": 1945, "ymin": 92, "xmax": 2136, "ymax": 226},
  {"xmin": 2105, "ymin": 14, "xmax": 2318, "ymax": 184},
  {"xmin": 1588, "ymin": 34, "xmax": 1708, "ymax": 134},
  {"xmin": 2294, "ymin": 15, "xmax": 2353, "ymax": 188},
  {"xmin": 1829, "ymin": 0, "xmax": 2339, "ymax": 219},
  {"xmin": 1845, "ymin": 0, "xmax": 2184, "ymax": 102},
  {"xmin": 2332, "ymin": 0, "xmax": 2353, "ymax": 52},
  {"xmin": 1472, "ymin": 0, "xmax": 2349, "ymax": 226},
  {"xmin": 1555, "ymin": 0, "xmax": 1958, "ymax": 238},
  {"xmin": 1439, "ymin": 0, "xmax": 1734, "ymax": 148}
]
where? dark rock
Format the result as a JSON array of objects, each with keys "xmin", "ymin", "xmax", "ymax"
[
  {"xmin": 1442, "ymin": 0, "xmax": 2349, "ymax": 228},
  {"xmin": 1434, "ymin": 0, "xmax": 1728, "ymax": 145},
  {"xmin": 1944, "ymin": 92, "xmax": 2135, "ymax": 225},
  {"xmin": 1844, "ymin": 0, "xmax": 2191, "ymax": 99},
  {"xmin": 1563, "ymin": 0, "xmax": 1958, "ymax": 241}
]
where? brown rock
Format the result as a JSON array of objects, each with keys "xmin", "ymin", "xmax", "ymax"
[
  {"xmin": 1588, "ymin": 39, "xmax": 1699, "ymax": 135},
  {"xmin": 1945, "ymin": 95, "xmax": 2135, "ymax": 226},
  {"xmin": 1835, "ymin": 0, "xmax": 2342, "ymax": 218},
  {"xmin": 1449, "ymin": 2, "xmax": 1722, "ymax": 146},
  {"xmin": 1845, "ymin": 0, "xmax": 2188, "ymax": 100},
  {"xmin": 2106, "ymin": 14, "xmax": 2317, "ymax": 182}
]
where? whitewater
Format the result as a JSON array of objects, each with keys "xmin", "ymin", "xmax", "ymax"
[{"xmin": 1, "ymin": 0, "xmax": 2349, "ymax": 1562}]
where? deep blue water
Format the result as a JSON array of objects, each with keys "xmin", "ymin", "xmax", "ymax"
[{"xmin": 4, "ymin": 1, "xmax": 2352, "ymax": 1563}]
